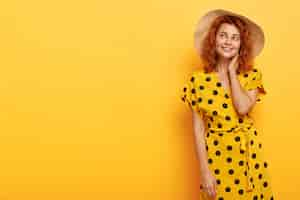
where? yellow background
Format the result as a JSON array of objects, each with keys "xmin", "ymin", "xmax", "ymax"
[{"xmin": 0, "ymin": 0, "xmax": 295, "ymax": 199}]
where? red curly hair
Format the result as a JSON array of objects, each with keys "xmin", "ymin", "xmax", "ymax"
[{"xmin": 200, "ymin": 15, "xmax": 254, "ymax": 73}]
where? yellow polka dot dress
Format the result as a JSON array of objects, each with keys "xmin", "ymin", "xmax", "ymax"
[{"xmin": 180, "ymin": 67, "xmax": 275, "ymax": 200}]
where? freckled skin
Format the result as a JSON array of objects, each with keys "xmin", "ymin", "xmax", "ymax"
[{"xmin": 215, "ymin": 23, "xmax": 241, "ymax": 60}]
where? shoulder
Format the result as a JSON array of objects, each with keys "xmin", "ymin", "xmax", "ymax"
[
  {"xmin": 186, "ymin": 69, "xmax": 211, "ymax": 83},
  {"xmin": 239, "ymin": 66, "xmax": 263, "ymax": 79}
]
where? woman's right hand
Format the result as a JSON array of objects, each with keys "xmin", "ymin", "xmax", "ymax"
[{"xmin": 200, "ymin": 169, "xmax": 218, "ymax": 199}]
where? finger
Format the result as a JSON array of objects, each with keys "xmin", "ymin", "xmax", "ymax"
[
  {"xmin": 209, "ymin": 186, "xmax": 215, "ymax": 199},
  {"xmin": 212, "ymin": 184, "xmax": 217, "ymax": 199},
  {"xmin": 208, "ymin": 186, "xmax": 214, "ymax": 199},
  {"xmin": 214, "ymin": 178, "xmax": 218, "ymax": 190},
  {"xmin": 210, "ymin": 181, "xmax": 217, "ymax": 199},
  {"xmin": 200, "ymin": 183, "xmax": 207, "ymax": 190},
  {"xmin": 234, "ymin": 55, "xmax": 239, "ymax": 61}
]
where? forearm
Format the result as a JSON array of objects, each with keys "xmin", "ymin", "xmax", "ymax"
[
  {"xmin": 192, "ymin": 116, "xmax": 210, "ymax": 173},
  {"xmin": 229, "ymin": 70, "xmax": 252, "ymax": 115}
]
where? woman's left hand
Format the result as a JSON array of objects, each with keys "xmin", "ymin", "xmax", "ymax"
[{"xmin": 228, "ymin": 54, "xmax": 239, "ymax": 73}]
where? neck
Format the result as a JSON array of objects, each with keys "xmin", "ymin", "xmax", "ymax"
[{"xmin": 216, "ymin": 57, "xmax": 230, "ymax": 73}]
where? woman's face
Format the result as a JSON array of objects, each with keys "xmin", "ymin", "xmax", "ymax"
[{"xmin": 215, "ymin": 23, "xmax": 241, "ymax": 59}]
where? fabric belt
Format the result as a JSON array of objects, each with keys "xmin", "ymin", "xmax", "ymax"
[{"xmin": 208, "ymin": 123, "xmax": 254, "ymax": 192}]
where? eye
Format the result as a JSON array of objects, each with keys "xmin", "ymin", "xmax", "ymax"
[
  {"xmin": 233, "ymin": 36, "xmax": 240, "ymax": 41},
  {"xmin": 219, "ymin": 33, "xmax": 226, "ymax": 38}
]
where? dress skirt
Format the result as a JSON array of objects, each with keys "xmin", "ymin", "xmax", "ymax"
[{"xmin": 200, "ymin": 123, "xmax": 274, "ymax": 200}]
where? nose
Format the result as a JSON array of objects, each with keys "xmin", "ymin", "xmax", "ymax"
[{"xmin": 224, "ymin": 38, "xmax": 232, "ymax": 45}]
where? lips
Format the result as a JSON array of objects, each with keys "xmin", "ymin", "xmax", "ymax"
[{"xmin": 222, "ymin": 46, "xmax": 233, "ymax": 52}]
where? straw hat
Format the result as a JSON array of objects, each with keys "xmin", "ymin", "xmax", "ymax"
[{"xmin": 194, "ymin": 9, "xmax": 265, "ymax": 59}]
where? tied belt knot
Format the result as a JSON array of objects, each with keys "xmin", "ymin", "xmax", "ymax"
[{"xmin": 207, "ymin": 123, "xmax": 255, "ymax": 192}]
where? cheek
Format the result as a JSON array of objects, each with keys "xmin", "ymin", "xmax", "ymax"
[
  {"xmin": 235, "ymin": 41, "xmax": 241, "ymax": 49},
  {"xmin": 215, "ymin": 38, "xmax": 223, "ymax": 46}
]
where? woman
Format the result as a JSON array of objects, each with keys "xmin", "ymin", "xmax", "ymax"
[{"xmin": 180, "ymin": 9, "xmax": 274, "ymax": 200}]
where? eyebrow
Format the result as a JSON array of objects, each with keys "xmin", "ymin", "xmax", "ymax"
[{"xmin": 219, "ymin": 31, "xmax": 240, "ymax": 36}]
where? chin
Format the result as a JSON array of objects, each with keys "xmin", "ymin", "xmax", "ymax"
[{"xmin": 219, "ymin": 52, "xmax": 238, "ymax": 59}]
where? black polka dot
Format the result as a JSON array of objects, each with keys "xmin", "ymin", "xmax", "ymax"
[
  {"xmin": 191, "ymin": 100, "xmax": 196, "ymax": 106},
  {"xmin": 214, "ymin": 169, "xmax": 220, "ymax": 175},
  {"xmin": 206, "ymin": 77, "xmax": 211, "ymax": 82},
  {"xmin": 240, "ymin": 149, "xmax": 245, "ymax": 154},
  {"xmin": 213, "ymin": 140, "xmax": 219, "ymax": 145},
  {"xmin": 216, "ymin": 82, "xmax": 222, "ymax": 87},
  {"xmin": 222, "ymin": 103, "xmax": 228, "ymax": 108},
  {"xmin": 255, "ymin": 163, "xmax": 260, "ymax": 169},
  {"xmin": 217, "ymin": 123, "xmax": 222, "ymax": 128},
  {"xmin": 253, "ymin": 195, "xmax": 258, "ymax": 200},
  {"xmin": 264, "ymin": 161, "xmax": 268, "ymax": 168},
  {"xmin": 228, "ymin": 169, "xmax": 234, "ymax": 175},
  {"xmin": 215, "ymin": 150, "xmax": 221, "ymax": 156},
  {"xmin": 238, "ymin": 118, "xmax": 243, "ymax": 123},
  {"xmin": 252, "ymin": 153, "xmax": 256, "ymax": 159},
  {"xmin": 218, "ymin": 197, "xmax": 224, "ymax": 200},
  {"xmin": 261, "ymin": 194, "xmax": 264, "ymax": 199},
  {"xmin": 224, "ymin": 93, "xmax": 229, "ymax": 98},
  {"xmin": 213, "ymin": 90, "xmax": 218, "ymax": 95},
  {"xmin": 225, "ymin": 115, "xmax": 231, "ymax": 121},
  {"xmin": 239, "ymin": 160, "xmax": 244, "ymax": 166},
  {"xmin": 227, "ymin": 145, "xmax": 233, "ymax": 151},
  {"xmin": 226, "ymin": 157, "xmax": 232, "ymax": 163},
  {"xmin": 250, "ymin": 140, "xmax": 254, "ymax": 145},
  {"xmin": 212, "ymin": 110, "xmax": 218, "ymax": 115},
  {"xmin": 216, "ymin": 179, "xmax": 221, "ymax": 185},
  {"xmin": 208, "ymin": 99, "xmax": 213, "ymax": 104},
  {"xmin": 191, "ymin": 88, "xmax": 196, "ymax": 94},
  {"xmin": 208, "ymin": 158, "xmax": 213, "ymax": 164},
  {"xmin": 238, "ymin": 189, "xmax": 244, "ymax": 195},
  {"xmin": 259, "ymin": 143, "xmax": 262, "ymax": 148},
  {"xmin": 199, "ymin": 85, "xmax": 204, "ymax": 90},
  {"xmin": 263, "ymin": 181, "xmax": 268, "ymax": 187},
  {"xmin": 234, "ymin": 179, "xmax": 240, "ymax": 184},
  {"xmin": 258, "ymin": 173, "xmax": 263, "ymax": 179},
  {"xmin": 225, "ymin": 186, "xmax": 231, "ymax": 192},
  {"xmin": 190, "ymin": 76, "xmax": 195, "ymax": 82},
  {"xmin": 235, "ymin": 136, "xmax": 240, "ymax": 142}
]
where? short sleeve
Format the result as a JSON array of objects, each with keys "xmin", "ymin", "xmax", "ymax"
[
  {"xmin": 180, "ymin": 71, "xmax": 205, "ymax": 118},
  {"xmin": 243, "ymin": 68, "xmax": 267, "ymax": 103}
]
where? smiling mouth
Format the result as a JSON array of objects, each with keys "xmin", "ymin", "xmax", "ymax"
[{"xmin": 222, "ymin": 47, "xmax": 233, "ymax": 52}]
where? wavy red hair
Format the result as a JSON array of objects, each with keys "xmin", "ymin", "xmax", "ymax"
[{"xmin": 200, "ymin": 15, "xmax": 254, "ymax": 73}]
